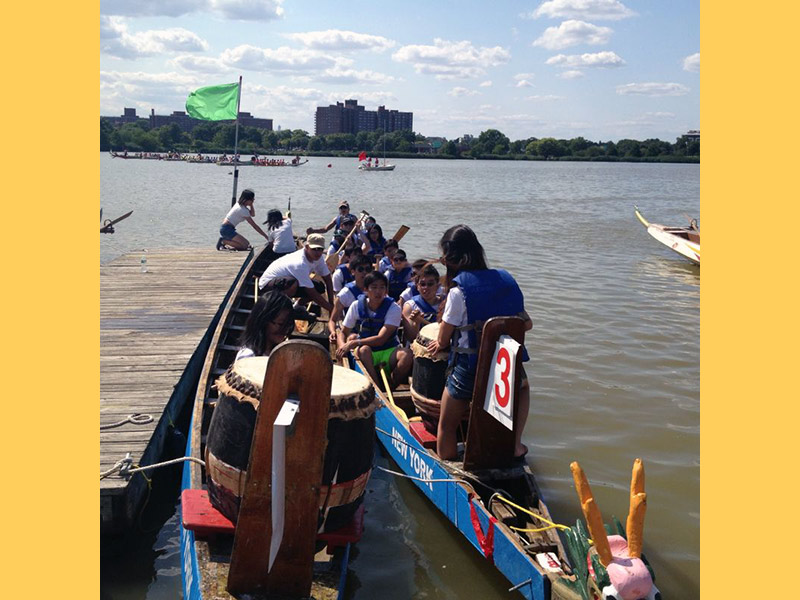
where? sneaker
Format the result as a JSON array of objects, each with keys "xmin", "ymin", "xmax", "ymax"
[{"xmin": 216, "ymin": 237, "xmax": 224, "ymax": 250}]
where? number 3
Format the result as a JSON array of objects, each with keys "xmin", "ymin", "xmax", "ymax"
[{"xmin": 494, "ymin": 347, "xmax": 511, "ymax": 407}]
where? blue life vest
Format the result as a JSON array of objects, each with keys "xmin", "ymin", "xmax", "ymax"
[
  {"xmin": 410, "ymin": 294, "xmax": 439, "ymax": 322},
  {"xmin": 386, "ymin": 266, "xmax": 412, "ymax": 300},
  {"xmin": 366, "ymin": 237, "xmax": 385, "ymax": 256},
  {"xmin": 329, "ymin": 238, "xmax": 341, "ymax": 254},
  {"xmin": 451, "ymin": 269, "xmax": 530, "ymax": 371},
  {"xmin": 405, "ymin": 281, "xmax": 418, "ymax": 298},
  {"xmin": 337, "ymin": 264, "xmax": 354, "ymax": 285},
  {"xmin": 343, "ymin": 281, "xmax": 364, "ymax": 305},
  {"xmin": 356, "ymin": 296, "xmax": 399, "ymax": 351},
  {"xmin": 378, "ymin": 256, "xmax": 391, "ymax": 273}
]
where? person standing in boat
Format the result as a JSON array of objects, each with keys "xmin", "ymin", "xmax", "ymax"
[
  {"xmin": 336, "ymin": 271, "xmax": 413, "ymax": 390},
  {"xmin": 328, "ymin": 254, "xmax": 374, "ymax": 345},
  {"xmin": 235, "ymin": 291, "xmax": 298, "ymax": 361},
  {"xmin": 427, "ymin": 224, "xmax": 532, "ymax": 460},
  {"xmin": 401, "ymin": 263, "xmax": 443, "ymax": 340},
  {"xmin": 217, "ymin": 189, "xmax": 270, "ymax": 251},
  {"xmin": 258, "ymin": 233, "xmax": 335, "ymax": 312},
  {"xmin": 306, "ymin": 200, "xmax": 352, "ymax": 235},
  {"xmin": 263, "ymin": 209, "xmax": 297, "ymax": 258}
]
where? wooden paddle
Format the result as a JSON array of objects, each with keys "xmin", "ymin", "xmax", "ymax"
[
  {"xmin": 227, "ymin": 340, "xmax": 332, "ymax": 597},
  {"xmin": 389, "ymin": 225, "xmax": 410, "ymax": 243},
  {"xmin": 325, "ymin": 210, "xmax": 369, "ymax": 271}
]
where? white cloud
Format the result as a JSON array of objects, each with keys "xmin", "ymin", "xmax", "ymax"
[
  {"xmin": 559, "ymin": 69, "xmax": 585, "ymax": 79},
  {"xmin": 169, "ymin": 55, "xmax": 231, "ymax": 74},
  {"xmin": 448, "ymin": 87, "xmax": 479, "ymax": 97},
  {"xmin": 525, "ymin": 0, "xmax": 635, "ymax": 21},
  {"xmin": 285, "ymin": 30, "xmax": 395, "ymax": 52},
  {"xmin": 479, "ymin": 80, "xmax": 493, "ymax": 87},
  {"xmin": 515, "ymin": 80, "xmax": 534, "ymax": 88},
  {"xmin": 616, "ymin": 82, "xmax": 690, "ymax": 96},
  {"xmin": 683, "ymin": 52, "xmax": 700, "ymax": 73},
  {"xmin": 392, "ymin": 38, "xmax": 511, "ymax": 80},
  {"xmin": 100, "ymin": 0, "xmax": 284, "ymax": 21},
  {"xmin": 315, "ymin": 65, "xmax": 397, "ymax": 85},
  {"xmin": 220, "ymin": 45, "xmax": 339, "ymax": 72},
  {"xmin": 101, "ymin": 16, "xmax": 209, "ymax": 59},
  {"xmin": 101, "ymin": 0, "xmax": 208, "ymax": 17},
  {"xmin": 100, "ymin": 70, "xmax": 205, "ymax": 115},
  {"xmin": 514, "ymin": 72, "xmax": 536, "ymax": 81},
  {"xmin": 533, "ymin": 19, "xmax": 613, "ymax": 50},
  {"xmin": 526, "ymin": 94, "xmax": 565, "ymax": 101},
  {"xmin": 211, "ymin": 0, "xmax": 284, "ymax": 21},
  {"xmin": 546, "ymin": 50, "xmax": 625, "ymax": 68}
]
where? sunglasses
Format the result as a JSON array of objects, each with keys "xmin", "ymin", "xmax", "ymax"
[{"xmin": 354, "ymin": 266, "xmax": 373, "ymax": 273}]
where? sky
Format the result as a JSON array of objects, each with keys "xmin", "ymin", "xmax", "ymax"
[{"xmin": 100, "ymin": 0, "xmax": 699, "ymax": 143}]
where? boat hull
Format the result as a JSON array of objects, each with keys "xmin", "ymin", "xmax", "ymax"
[{"xmin": 635, "ymin": 206, "xmax": 700, "ymax": 265}]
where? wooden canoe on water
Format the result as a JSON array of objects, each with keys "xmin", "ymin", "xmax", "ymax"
[
  {"xmin": 179, "ymin": 244, "xmax": 357, "ymax": 600},
  {"xmin": 635, "ymin": 206, "xmax": 700, "ymax": 265}
]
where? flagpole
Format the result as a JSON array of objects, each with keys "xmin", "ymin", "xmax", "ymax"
[{"xmin": 230, "ymin": 75, "xmax": 243, "ymax": 207}]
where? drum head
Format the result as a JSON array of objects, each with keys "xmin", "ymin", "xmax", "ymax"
[
  {"xmin": 412, "ymin": 322, "xmax": 448, "ymax": 362},
  {"xmin": 330, "ymin": 365, "xmax": 377, "ymax": 420}
]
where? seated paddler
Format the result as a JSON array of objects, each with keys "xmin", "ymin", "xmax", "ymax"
[
  {"xmin": 401, "ymin": 263, "xmax": 444, "ymax": 341},
  {"xmin": 328, "ymin": 254, "xmax": 374, "ymax": 345},
  {"xmin": 336, "ymin": 271, "xmax": 413, "ymax": 389},
  {"xmin": 426, "ymin": 224, "xmax": 532, "ymax": 461}
]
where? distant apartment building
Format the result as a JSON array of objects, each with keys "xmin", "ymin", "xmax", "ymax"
[
  {"xmin": 685, "ymin": 130, "xmax": 700, "ymax": 141},
  {"xmin": 101, "ymin": 107, "xmax": 273, "ymax": 133},
  {"xmin": 314, "ymin": 99, "xmax": 413, "ymax": 136}
]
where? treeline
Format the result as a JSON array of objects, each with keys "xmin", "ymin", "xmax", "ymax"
[{"xmin": 101, "ymin": 119, "xmax": 699, "ymax": 162}]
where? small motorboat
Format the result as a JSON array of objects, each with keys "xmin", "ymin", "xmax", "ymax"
[{"xmin": 634, "ymin": 206, "xmax": 700, "ymax": 265}]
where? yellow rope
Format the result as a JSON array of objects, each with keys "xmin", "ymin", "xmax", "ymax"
[{"xmin": 494, "ymin": 494, "xmax": 572, "ymax": 533}]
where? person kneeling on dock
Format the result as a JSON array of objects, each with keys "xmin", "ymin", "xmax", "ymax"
[
  {"xmin": 258, "ymin": 233, "xmax": 334, "ymax": 312},
  {"xmin": 336, "ymin": 271, "xmax": 412, "ymax": 389},
  {"xmin": 427, "ymin": 225, "xmax": 532, "ymax": 461}
]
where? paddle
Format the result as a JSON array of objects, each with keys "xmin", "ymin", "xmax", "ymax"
[
  {"xmin": 389, "ymin": 225, "xmax": 410, "ymax": 243},
  {"xmin": 100, "ymin": 210, "xmax": 133, "ymax": 234},
  {"xmin": 325, "ymin": 210, "xmax": 369, "ymax": 271}
]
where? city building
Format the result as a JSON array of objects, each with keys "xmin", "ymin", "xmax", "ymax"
[
  {"xmin": 101, "ymin": 108, "xmax": 273, "ymax": 133},
  {"xmin": 685, "ymin": 130, "xmax": 700, "ymax": 141},
  {"xmin": 314, "ymin": 99, "xmax": 413, "ymax": 136}
]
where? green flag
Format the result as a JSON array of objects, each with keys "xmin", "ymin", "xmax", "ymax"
[{"xmin": 185, "ymin": 82, "xmax": 239, "ymax": 121}]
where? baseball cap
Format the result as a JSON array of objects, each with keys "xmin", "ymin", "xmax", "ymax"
[
  {"xmin": 338, "ymin": 200, "xmax": 350, "ymax": 209},
  {"xmin": 306, "ymin": 233, "xmax": 326, "ymax": 249}
]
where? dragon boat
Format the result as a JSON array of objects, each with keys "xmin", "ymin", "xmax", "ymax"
[{"xmin": 634, "ymin": 206, "xmax": 700, "ymax": 265}]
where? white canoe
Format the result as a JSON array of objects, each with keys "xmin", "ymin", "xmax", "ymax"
[{"xmin": 634, "ymin": 206, "xmax": 700, "ymax": 265}]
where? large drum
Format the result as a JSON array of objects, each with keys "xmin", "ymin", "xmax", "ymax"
[
  {"xmin": 410, "ymin": 322, "xmax": 449, "ymax": 427},
  {"xmin": 205, "ymin": 357, "xmax": 376, "ymax": 533}
]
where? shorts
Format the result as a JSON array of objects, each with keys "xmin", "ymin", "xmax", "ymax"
[
  {"xmin": 369, "ymin": 346, "xmax": 396, "ymax": 377},
  {"xmin": 445, "ymin": 355, "xmax": 528, "ymax": 402},
  {"xmin": 220, "ymin": 222, "xmax": 237, "ymax": 240}
]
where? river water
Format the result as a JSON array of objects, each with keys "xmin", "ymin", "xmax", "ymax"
[{"xmin": 100, "ymin": 155, "xmax": 699, "ymax": 598}]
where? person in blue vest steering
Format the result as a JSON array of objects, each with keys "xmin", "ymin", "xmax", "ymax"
[
  {"xmin": 426, "ymin": 224, "xmax": 532, "ymax": 460},
  {"xmin": 306, "ymin": 200, "xmax": 353, "ymax": 235},
  {"xmin": 336, "ymin": 271, "xmax": 413, "ymax": 390}
]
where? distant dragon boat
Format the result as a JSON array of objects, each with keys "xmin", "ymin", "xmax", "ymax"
[{"xmin": 634, "ymin": 206, "xmax": 700, "ymax": 265}]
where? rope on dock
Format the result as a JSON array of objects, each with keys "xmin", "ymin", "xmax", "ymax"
[
  {"xmin": 100, "ymin": 455, "xmax": 205, "ymax": 480},
  {"xmin": 100, "ymin": 413, "xmax": 154, "ymax": 429}
]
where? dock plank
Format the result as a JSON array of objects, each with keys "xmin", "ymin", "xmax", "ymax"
[{"xmin": 100, "ymin": 247, "xmax": 250, "ymax": 534}]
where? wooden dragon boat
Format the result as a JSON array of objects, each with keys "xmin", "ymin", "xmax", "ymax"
[
  {"xmin": 180, "ymin": 244, "xmax": 365, "ymax": 600},
  {"xmin": 347, "ymin": 314, "xmax": 661, "ymax": 600},
  {"xmin": 634, "ymin": 206, "xmax": 700, "ymax": 265}
]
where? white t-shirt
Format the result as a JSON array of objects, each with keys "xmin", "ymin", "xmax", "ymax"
[
  {"xmin": 343, "ymin": 298, "xmax": 402, "ymax": 330},
  {"xmin": 441, "ymin": 287, "xmax": 469, "ymax": 349},
  {"xmin": 266, "ymin": 218, "xmax": 296, "ymax": 253},
  {"xmin": 259, "ymin": 247, "xmax": 331, "ymax": 290},
  {"xmin": 336, "ymin": 284, "xmax": 363, "ymax": 309},
  {"xmin": 332, "ymin": 266, "xmax": 349, "ymax": 292},
  {"xmin": 224, "ymin": 204, "xmax": 252, "ymax": 227}
]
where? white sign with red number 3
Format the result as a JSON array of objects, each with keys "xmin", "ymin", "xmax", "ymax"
[{"xmin": 483, "ymin": 335, "xmax": 521, "ymax": 430}]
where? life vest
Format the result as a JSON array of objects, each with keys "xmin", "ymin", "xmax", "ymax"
[
  {"xmin": 343, "ymin": 281, "xmax": 365, "ymax": 305},
  {"xmin": 356, "ymin": 296, "xmax": 399, "ymax": 351},
  {"xmin": 451, "ymin": 269, "xmax": 530, "ymax": 371},
  {"xmin": 378, "ymin": 256, "xmax": 391, "ymax": 273},
  {"xmin": 329, "ymin": 238, "xmax": 341, "ymax": 254},
  {"xmin": 337, "ymin": 264, "xmax": 354, "ymax": 285},
  {"xmin": 365, "ymin": 237, "xmax": 385, "ymax": 256},
  {"xmin": 404, "ymin": 281, "xmax": 418, "ymax": 298},
  {"xmin": 386, "ymin": 266, "xmax": 412, "ymax": 300},
  {"xmin": 410, "ymin": 294, "xmax": 439, "ymax": 322}
]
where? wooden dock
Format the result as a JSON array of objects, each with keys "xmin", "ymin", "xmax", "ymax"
[{"xmin": 101, "ymin": 247, "xmax": 252, "ymax": 534}]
